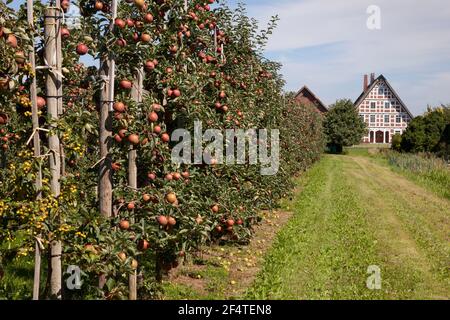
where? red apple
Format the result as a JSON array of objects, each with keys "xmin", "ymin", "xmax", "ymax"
[
  {"xmin": 119, "ymin": 220, "xmax": 130, "ymax": 230},
  {"xmin": 138, "ymin": 239, "xmax": 150, "ymax": 251},
  {"xmin": 114, "ymin": 18, "xmax": 126, "ymax": 29},
  {"xmin": 148, "ymin": 111, "xmax": 158, "ymax": 122},
  {"xmin": 113, "ymin": 102, "xmax": 126, "ymax": 113},
  {"xmin": 157, "ymin": 215, "xmax": 168, "ymax": 226},
  {"xmin": 144, "ymin": 13, "xmax": 153, "ymax": 23},
  {"xmin": 153, "ymin": 125, "xmax": 161, "ymax": 134},
  {"xmin": 128, "ymin": 134, "xmax": 140, "ymax": 145},
  {"xmin": 168, "ymin": 216, "xmax": 176, "ymax": 226},
  {"xmin": 61, "ymin": 28, "xmax": 70, "ymax": 39},
  {"xmin": 76, "ymin": 43, "xmax": 88, "ymax": 55},
  {"xmin": 119, "ymin": 80, "xmax": 132, "ymax": 89},
  {"xmin": 173, "ymin": 89, "xmax": 181, "ymax": 97},
  {"xmin": 145, "ymin": 60, "xmax": 155, "ymax": 71},
  {"xmin": 161, "ymin": 133, "xmax": 170, "ymax": 143},
  {"xmin": 37, "ymin": 96, "xmax": 46, "ymax": 109}
]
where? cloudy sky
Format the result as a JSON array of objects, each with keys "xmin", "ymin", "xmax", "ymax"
[
  {"xmin": 227, "ymin": 0, "xmax": 450, "ymax": 115},
  {"xmin": 9, "ymin": 0, "xmax": 450, "ymax": 115}
]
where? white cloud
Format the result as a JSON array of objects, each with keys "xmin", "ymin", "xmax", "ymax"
[{"xmin": 243, "ymin": 0, "xmax": 450, "ymax": 115}]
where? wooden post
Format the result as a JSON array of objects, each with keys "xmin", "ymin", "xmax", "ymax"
[
  {"xmin": 98, "ymin": 0, "xmax": 118, "ymax": 290},
  {"xmin": 44, "ymin": 6, "xmax": 63, "ymax": 300},
  {"xmin": 128, "ymin": 68, "xmax": 143, "ymax": 300},
  {"xmin": 55, "ymin": 0, "xmax": 65, "ymax": 176},
  {"xmin": 98, "ymin": 0, "xmax": 118, "ymax": 219},
  {"xmin": 27, "ymin": 0, "xmax": 44, "ymax": 301}
]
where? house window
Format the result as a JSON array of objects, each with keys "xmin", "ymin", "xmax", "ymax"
[
  {"xmin": 370, "ymin": 115, "xmax": 376, "ymax": 123},
  {"xmin": 396, "ymin": 115, "xmax": 401, "ymax": 123},
  {"xmin": 370, "ymin": 102, "xmax": 376, "ymax": 109},
  {"xmin": 395, "ymin": 130, "xmax": 401, "ymax": 135},
  {"xmin": 384, "ymin": 115, "xmax": 389, "ymax": 123},
  {"xmin": 378, "ymin": 88, "xmax": 383, "ymax": 95},
  {"xmin": 385, "ymin": 101, "xmax": 390, "ymax": 109}
]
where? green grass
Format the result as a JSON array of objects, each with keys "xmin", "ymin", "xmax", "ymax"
[
  {"xmin": 0, "ymin": 255, "xmax": 35, "ymax": 300},
  {"xmin": 246, "ymin": 155, "xmax": 450, "ymax": 299},
  {"xmin": 161, "ymin": 249, "xmax": 234, "ymax": 300},
  {"xmin": 344, "ymin": 147, "xmax": 370, "ymax": 157},
  {"xmin": 378, "ymin": 152, "xmax": 450, "ymax": 200},
  {"xmin": 344, "ymin": 147, "xmax": 450, "ymax": 200},
  {"xmin": 162, "ymin": 264, "xmax": 230, "ymax": 300},
  {"xmin": 0, "ymin": 234, "xmax": 40, "ymax": 300},
  {"xmin": 247, "ymin": 157, "xmax": 383, "ymax": 299}
]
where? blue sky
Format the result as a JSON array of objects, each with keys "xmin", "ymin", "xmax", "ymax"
[{"xmin": 9, "ymin": 0, "xmax": 450, "ymax": 115}]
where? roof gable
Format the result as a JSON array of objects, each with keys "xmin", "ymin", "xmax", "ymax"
[
  {"xmin": 354, "ymin": 75, "xmax": 414, "ymax": 119},
  {"xmin": 294, "ymin": 85, "xmax": 328, "ymax": 113}
]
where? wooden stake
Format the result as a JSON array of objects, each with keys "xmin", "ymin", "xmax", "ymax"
[
  {"xmin": 55, "ymin": 0, "xmax": 65, "ymax": 177},
  {"xmin": 28, "ymin": 0, "xmax": 43, "ymax": 301},
  {"xmin": 98, "ymin": 0, "xmax": 118, "ymax": 290},
  {"xmin": 128, "ymin": 68, "xmax": 143, "ymax": 300},
  {"xmin": 44, "ymin": 7, "xmax": 62, "ymax": 300},
  {"xmin": 98, "ymin": 0, "xmax": 118, "ymax": 218}
]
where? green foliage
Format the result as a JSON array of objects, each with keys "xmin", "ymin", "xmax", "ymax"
[
  {"xmin": 400, "ymin": 106, "xmax": 450, "ymax": 158},
  {"xmin": 391, "ymin": 133, "xmax": 402, "ymax": 151},
  {"xmin": 323, "ymin": 99, "xmax": 367, "ymax": 152}
]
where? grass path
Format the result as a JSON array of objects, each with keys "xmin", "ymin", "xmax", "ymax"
[{"xmin": 247, "ymin": 155, "xmax": 450, "ymax": 299}]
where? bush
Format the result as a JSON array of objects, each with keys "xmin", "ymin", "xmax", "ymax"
[
  {"xmin": 391, "ymin": 133, "xmax": 402, "ymax": 151},
  {"xmin": 400, "ymin": 106, "xmax": 450, "ymax": 158}
]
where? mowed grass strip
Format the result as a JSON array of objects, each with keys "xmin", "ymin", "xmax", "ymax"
[
  {"xmin": 247, "ymin": 156, "xmax": 382, "ymax": 299},
  {"xmin": 247, "ymin": 155, "xmax": 450, "ymax": 300},
  {"xmin": 348, "ymin": 156, "xmax": 450, "ymax": 298}
]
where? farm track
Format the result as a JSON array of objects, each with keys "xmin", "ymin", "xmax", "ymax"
[{"xmin": 248, "ymin": 155, "xmax": 450, "ymax": 299}]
